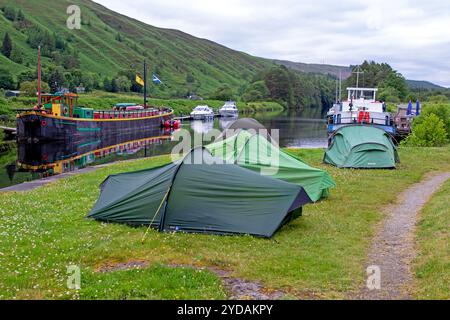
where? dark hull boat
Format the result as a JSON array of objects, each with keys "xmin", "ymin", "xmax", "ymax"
[
  {"xmin": 16, "ymin": 48, "xmax": 176, "ymax": 143},
  {"xmin": 17, "ymin": 106, "xmax": 173, "ymax": 143}
]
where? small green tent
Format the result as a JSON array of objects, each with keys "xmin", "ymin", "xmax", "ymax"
[
  {"xmin": 324, "ymin": 125, "xmax": 400, "ymax": 169},
  {"xmin": 88, "ymin": 148, "xmax": 311, "ymax": 238},
  {"xmin": 206, "ymin": 129, "xmax": 336, "ymax": 202}
]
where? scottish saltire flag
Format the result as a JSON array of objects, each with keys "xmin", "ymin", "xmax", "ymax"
[{"xmin": 152, "ymin": 74, "xmax": 162, "ymax": 84}]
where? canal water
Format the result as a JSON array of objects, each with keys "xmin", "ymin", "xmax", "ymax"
[{"xmin": 0, "ymin": 109, "xmax": 327, "ymax": 189}]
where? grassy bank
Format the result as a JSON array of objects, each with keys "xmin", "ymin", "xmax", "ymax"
[
  {"xmin": 0, "ymin": 91, "xmax": 284, "ymax": 117},
  {"xmin": 0, "ymin": 147, "xmax": 449, "ymax": 299},
  {"xmin": 413, "ymin": 180, "xmax": 450, "ymax": 299}
]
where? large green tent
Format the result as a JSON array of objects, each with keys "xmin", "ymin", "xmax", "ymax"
[
  {"xmin": 206, "ymin": 129, "xmax": 336, "ymax": 202},
  {"xmin": 88, "ymin": 148, "xmax": 311, "ymax": 238},
  {"xmin": 324, "ymin": 125, "xmax": 400, "ymax": 169}
]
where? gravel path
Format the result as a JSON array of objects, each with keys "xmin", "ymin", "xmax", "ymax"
[
  {"xmin": 165, "ymin": 264, "xmax": 284, "ymax": 300},
  {"xmin": 0, "ymin": 167, "xmax": 101, "ymax": 192},
  {"xmin": 356, "ymin": 172, "xmax": 450, "ymax": 300}
]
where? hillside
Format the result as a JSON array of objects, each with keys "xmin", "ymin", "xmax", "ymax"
[
  {"xmin": 0, "ymin": 0, "xmax": 273, "ymax": 97},
  {"xmin": 406, "ymin": 80, "xmax": 446, "ymax": 90},
  {"xmin": 273, "ymin": 59, "xmax": 352, "ymax": 79}
]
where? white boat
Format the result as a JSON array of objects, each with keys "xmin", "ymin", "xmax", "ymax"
[
  {"xmin": 190, "ymin": 105, "xmax": 214, "ymax": 120},
  {"xmin": 219, "ymin": 101, "xmax": 238, "ymax": 117},
  {"xmin": 327, "ymin": 87, "xmax": 395, "ymax": 135}
]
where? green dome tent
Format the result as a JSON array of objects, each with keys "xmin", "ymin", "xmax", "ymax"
[
  {"xmin": 206, "ymin": 127, "xmax": 336, "ymax": 202},
  {"xmin": 324, "ymin": 125, "xmax": 400, "ymax": 169},
  {"xmin": 87, "ymin": 148, "xmax": 312, "ymax": 238}
]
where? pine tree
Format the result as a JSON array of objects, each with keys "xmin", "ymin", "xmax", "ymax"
[
  {"xmin": 17, "ymin": 9, "xmax": 25, "ymax": 21},
  {"xmin": 2, "ymin": 32, "xmax": 12, "ymax": 58}
]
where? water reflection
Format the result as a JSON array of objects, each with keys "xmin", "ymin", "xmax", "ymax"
[
  {"xmin": 183, "ymin": 109, "xmax": 328, "ymax": 148},
  {"xmin": 190, "ymin": 120, "xmax": 214, "ymax": 134},
  {"xmin": 2, "ymin": 129, "xmax": 174, "ymax": 187},
  {"xmin": 0, "ymin": 108, "xmax": 328, "ymax": 188},
  {"xmin": 218, "ymin": 117, "xmax": 237, "ymax": 130}
]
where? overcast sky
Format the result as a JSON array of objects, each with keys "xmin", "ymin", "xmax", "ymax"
[{"xmin": 95, "ymin": 0, "xmax": 450, "ymax": 87}]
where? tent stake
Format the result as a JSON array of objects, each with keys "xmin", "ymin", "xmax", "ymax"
[{"xmin": 141, "ymin": 187, "xmax": 171, "ymax": 244}]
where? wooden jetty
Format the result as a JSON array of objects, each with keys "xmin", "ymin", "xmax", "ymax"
[{"xmin": 0, "ymin": 125, "xmax": 16, "ymax": 140}]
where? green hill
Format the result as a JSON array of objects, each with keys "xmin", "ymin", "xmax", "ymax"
[
  {"xmin": 406, "ymin": 80, "xmax": 446, "ymax": 90},
  {"xmin": 0, "ymin": 0, "xmax": 273, "ymax": 97},
  {"xmin": 273, "ymin": 60, "xmax": 352, "ymax": 79}
]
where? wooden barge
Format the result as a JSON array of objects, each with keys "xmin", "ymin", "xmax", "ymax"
[{"xmin": 16, "ymin": 93, "xmax": 174, "ymax": 143}]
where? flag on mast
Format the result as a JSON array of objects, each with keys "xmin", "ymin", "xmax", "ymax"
[
  {"xmin": 135, "ymin": 74, "xmax": 145, "ymax": 87},
  {"xmin": 152, "ymin": 74, "xmax": 162, "ymax": 85}
]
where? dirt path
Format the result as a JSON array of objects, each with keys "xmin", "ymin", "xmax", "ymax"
[
  {"xmin": 356, "ymin": 172, "xmax": 450, "ymax": 300},
  {"xmin": 97, "ymin": 261, "xmax": 285, "ymax": 300}
]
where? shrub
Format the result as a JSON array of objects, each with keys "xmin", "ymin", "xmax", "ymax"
[
  {"xmin": 19, "ymin": 80, "xmax": 50, "ymax": 96},
  {"xmin": 427, "ymin": 95, "xmax": 449, "ymax": 104},
  {"xmin": 209, "ymin": 85, "xmax": 235, "ymax": 101},
  {"xmin": 416, "ymin": 103, "xmax": 450, "ymax": 137},
  {"xmin": 403, "ymin": 114, "xmax": 449, "ymax": 147},
  {"xmin": 0, "ymin": 69, "xmax": 15, "ymax": 89}
]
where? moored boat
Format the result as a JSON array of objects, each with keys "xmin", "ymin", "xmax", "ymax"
[
  {"xmin": 16, "ymin": 93, "xmax": 173, "ymax": 143},
  {"xmin": 16, "ymin": 48, "xmax": 174, "ymax": 143},
  {"xmin": 190, "ymin": 105, "xmax": 214, "ymax": 120},
  {"xmin": 393, "ymin": 100, "xmax": 421, "ymax": 138},
  {"xmin": 326, "ymin": 87, "xmax": 395, "ymax": 137},
  {"xmin": 219, "ymin": 101, "xmax": 238, "ymax": 117}
]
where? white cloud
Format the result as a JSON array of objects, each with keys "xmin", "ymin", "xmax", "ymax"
[{"xmin": 94, "ymin": 0, "xmax": 450, "ymax": 86}]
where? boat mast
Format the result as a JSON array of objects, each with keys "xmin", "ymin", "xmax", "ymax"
[
  {"xmin": 335, "ymin": 79, "xmax": 338, "ymax": 103},
  {"xmin": 143, "ymin": 59, "xmax": 147, "ymax": 108},
  {"xmin": 339, "ymin": 70, "xmax": 342, "ymax": 102},
  {"xmin": 353, "ymin": 65, "xmax": 364, "ymax": 99},
  {"xmin": 37, "ymin": 46, "xmax": 42, "ymax": 107}
]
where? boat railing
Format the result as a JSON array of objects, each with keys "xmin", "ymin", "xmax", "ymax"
[
  {"xmin": 328, "ymin": 115, "xmax": 394, "ymax": 126},
  {"xmin": 93, "ymin": 108, "xmax": 172, "ymax": 120}
]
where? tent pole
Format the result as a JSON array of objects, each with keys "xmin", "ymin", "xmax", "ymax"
[{"xmin": 141, "ymin": 187, "xmax": 171, "ymax": 244}]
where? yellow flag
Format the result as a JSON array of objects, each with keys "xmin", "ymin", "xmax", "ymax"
[{"xmin": 135, "ymin": 74, "xmax": 145, "ymax": 86}]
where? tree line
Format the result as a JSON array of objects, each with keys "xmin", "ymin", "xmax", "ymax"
[{"xmin": 240, "ymin": 65, "xmax": 335, "ymax": 110}]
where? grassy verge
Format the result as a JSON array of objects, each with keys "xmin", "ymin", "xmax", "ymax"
[
  {"xmin": 1, "ymin": 91, "xmax": 284, "ymax": 117},
  {"xmin": 0, "ymin": 147, "xmax": 449, "ymax": 299},
  {"xmin": 413, "ymin": 179, "xmax": 450, "ymax": 300}
]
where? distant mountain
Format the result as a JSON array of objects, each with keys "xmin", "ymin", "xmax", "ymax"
[
  {"xmin": 276, "ymin": 60, "xmax": 447, "ymax": 91},
  {"xmin": 273, "ymin": 60, "xmax": 352, "ymax": 79},
  {"xmin": 406, "ymin": 80, "xmax": 446, "ymax": 90}
]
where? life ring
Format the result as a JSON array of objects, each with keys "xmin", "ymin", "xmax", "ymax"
[{"xmin": 358, "ymin": 111, "xmax": 370, "ymax": 124}]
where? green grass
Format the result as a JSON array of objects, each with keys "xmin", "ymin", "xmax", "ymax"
[
  {"xmin": 80, "ymin": 266, "xmax": 226, "ymax": 300},
  {"xmin": 413, "ymin": 179, "xmax": 450, "ymax": 300},
  {"xmin": 0, "ymin": 147, "xmax": 449, "ymax": 299}
]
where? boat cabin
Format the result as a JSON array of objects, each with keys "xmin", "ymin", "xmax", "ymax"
[
  {"xmin": 40, "ymin": 93, "xmax": 81, "ymax": 118},
  {"xmin": 327, "ymin": 87, "xmax": 394, "ymax": 135}
]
